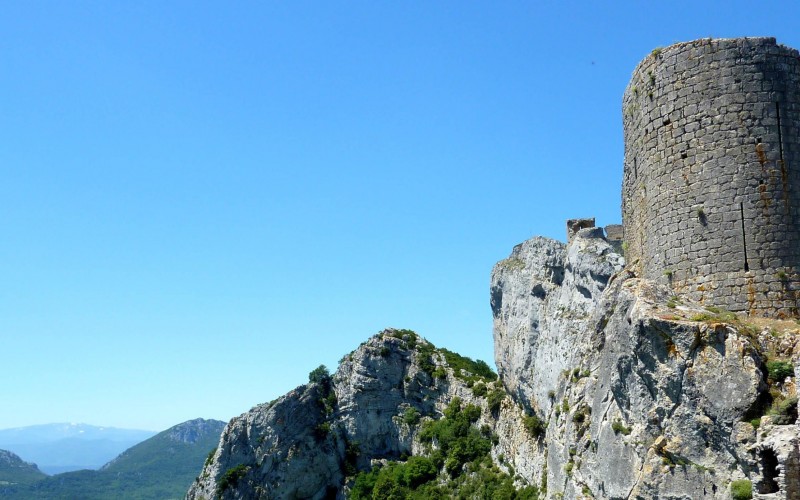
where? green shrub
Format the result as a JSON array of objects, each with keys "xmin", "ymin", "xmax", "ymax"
[
  {"xmin": 321, "ymin": 390, "xmax": 337, "ymax": 416},
  {"xmin": 766, "ymin": 360, "xmax": 795, "ymax": 382},
  {"xmin": 308, "ymin": 365, "xmax": 330, "ymax": 384},
  {"xmin": 390, "ymin": 328, "xmax": 417, "ymax": 339},
  {"xmin": 419, "ymin": 356, "xmax": 435, "ymax": 375},
  {"xmin": 487, "ymin": 389, "xmax": 506, "ymax": 414},
  {"xmin": 352, "ymin": 454, "xmax": 538, "ymax": 499},
  {"xmin": 416, "ymin": 342, "xmax": 437, "ymax": 375},
  {"xmin": 372, "ymin": 464, "xmax": 408, "ymax": 499},
  {"xmin": 419, "ymin": 398, "xmax": 489, "ymax": 477},
  {"xmin": 350, "ymin": 466, "xmax": 381, "ymax": 499},
  {"xmin": 403, "ymin": 456, "xmax": 438, "ymax": 487},
  {"xmin": 343, "ymin": 440, "xmax": 360, "ymax": 476},
  {"xmin": 730, "ymin": 479, "xmax": 753, "ymax": 500},
  {"xmin": 523, "ymin": 415, "xmax": 546, "ymax": 439},
  {"xmin": 472, "ymin": 382, "xmax": 488, "ymax": 397},
  {"xmin": 217, "ymin": 465, "xmax": 249, "ymax": 494},
  {"xmin": 204, "ymin": 447, "xmax": 217, "ymax": 467},
  {"xmin": 313, "ymin": 422, "xmax": 331, "ymax": 440},
  {"xmin": 403, "ymin": 407, "xmax": 420, "ymax": 426},
  {"xmin": 440, "ymin": 348, "xmax": 498, "ymax": 382}
]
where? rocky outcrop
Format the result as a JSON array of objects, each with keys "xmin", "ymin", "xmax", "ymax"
[
  {"xmin": 491, "ymin": 228, "xmax": 624, "ymax": 416},
  {"xmin": 165, "ymin": 418, "xmax": 225, "ymax": 445},
  {"xmin": 189, "ymin": 229, "xmax": 799, "ymax": 499},
  {"xmin": 187, "ymin": 331, "xmax": 520, "ymax": 499},
  {"xmin": 492, "ymin": 231, "xmax": 800, "ymax": 499}
]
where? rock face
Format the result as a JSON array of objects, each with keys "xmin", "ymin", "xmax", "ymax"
[
  {"xmin": 492, "ymin": 231, "xmax": 800, "ymax": 499},
  {"xmin": 187, "ymin": 332, "xmax": 517, "ymax": 499},
  {"xmin": 189, "ymin": 230, "xmax": 800, "ymax": 499},
  {"xmin": 164, "ymin": 418, "xmax": 225, "ymax": 445},
  {"xmin": 491, "ymin": 229, "xmax": 624, "ymax": 417}
]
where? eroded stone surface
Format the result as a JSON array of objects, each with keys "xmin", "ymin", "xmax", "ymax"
[{"xmin": 188, "ymin": 229, "xmax": 799, "ymax": 499}]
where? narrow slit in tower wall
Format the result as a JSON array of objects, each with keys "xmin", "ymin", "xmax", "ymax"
[
  {"xmin": 740, "ymin": 202, "xmax": 750, "ymax": 272},
  {"xmin": 776, "ymin": 101, "xmax": 792, "ymax": 215},
  {"xmin": 776, "ymin": 102, "xmax": 785, "ymax": 163}
]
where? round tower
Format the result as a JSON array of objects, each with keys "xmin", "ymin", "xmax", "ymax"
[{"xmin": 622, "ymin": 37, "xmax": 800, "ymax": 316}]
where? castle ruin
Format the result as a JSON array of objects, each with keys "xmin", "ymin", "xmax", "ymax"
[{"xmin": 622, "ymin": 37, "xmax": 800, "ymax": 317}]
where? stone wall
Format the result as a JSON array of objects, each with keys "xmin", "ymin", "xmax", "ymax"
[{"xmin": 622, "ymin": 37, "xmax": 800, "ymax": 316}]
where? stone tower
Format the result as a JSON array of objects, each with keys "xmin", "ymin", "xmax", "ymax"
[{"xmin": 622, "ymin": 37, "xmax": 800, "ymax": 316}]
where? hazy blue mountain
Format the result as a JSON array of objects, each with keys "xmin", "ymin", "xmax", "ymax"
[
  {"xmin": 0, "ymin": 423, "xmax": 156, "ymax": 474},
  {"xmin": 0, "ymin": 418, "xmax": 225, "ymax": 500}
]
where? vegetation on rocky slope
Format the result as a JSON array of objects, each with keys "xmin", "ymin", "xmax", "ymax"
[
  {"xmin": 0, "ymin": 450, "xmax": 47, "ymax": 486},
  {"xmin": 349, "ymin": 397, "xmax": 538, "ymax": 499}
]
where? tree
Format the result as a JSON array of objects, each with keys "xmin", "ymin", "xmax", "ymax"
[{"xmin": 308, "ymin": 365, "xmax": 330, "ymax": 384}]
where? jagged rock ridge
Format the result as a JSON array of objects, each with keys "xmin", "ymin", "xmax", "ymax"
[
  {"xmin": 190, "ymin": 229, "xmax": 800, "ymax": 499},
  {"xmin": 188, "ymin": 330, "xmax": 538, "ymax": 499}
]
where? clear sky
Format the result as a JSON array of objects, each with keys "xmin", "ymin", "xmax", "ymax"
[{"xmin": 3, "ymin": 1, "xmax": 799, "ymax": 431}]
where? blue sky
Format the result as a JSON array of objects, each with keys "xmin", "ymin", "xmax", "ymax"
[{"xmin": 3, "ymin": 1, "xmax": 799, "ymax": 431}]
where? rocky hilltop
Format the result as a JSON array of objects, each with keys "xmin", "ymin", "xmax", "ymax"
[
  {"xmin": 188, "ymin": 327, "xmax": 535, "ymax": 499},
  {"xmin": 0, "ymin": 449, "xmax": 46, "ymax": 486},
  {"xmin": 188, "ymin": 228, "xmax": 800, "ymax": 499}
]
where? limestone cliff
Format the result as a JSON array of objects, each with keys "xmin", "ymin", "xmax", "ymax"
[
  {"xmin": 492, "ymin": 229, "xmax": 800, "ymax": 499},
  {"xmin": 187, "ymin": 330, "xmax": 533, "ymax": 499},
  {"xmin": 188, "ymin": 229, "xmax": 799, "ymax": 499}
]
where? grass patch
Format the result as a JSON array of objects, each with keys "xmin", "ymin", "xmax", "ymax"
[
  {"xmin": 612, "ymin": 419, "xmax": 631, "ymax": 436},
  {"xmin": 768, "ymin": 396, "xmax": 798, "ymax": 425},
  {"xmin": 730, "ymin": 479, "xmax": 752, "ymax": 500},
  {"xmin": 499, "ymin": 258, "xmax": 526, "ymax": 271}
]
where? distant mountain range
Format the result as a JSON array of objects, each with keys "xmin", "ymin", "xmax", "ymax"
[
  {"xmin": 0, "ymin": 423, "xmax": 157, "ymax": 474},
  {"xmin": 0, "ymin": 418, "xmax": 225, "ymax": 499}
]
